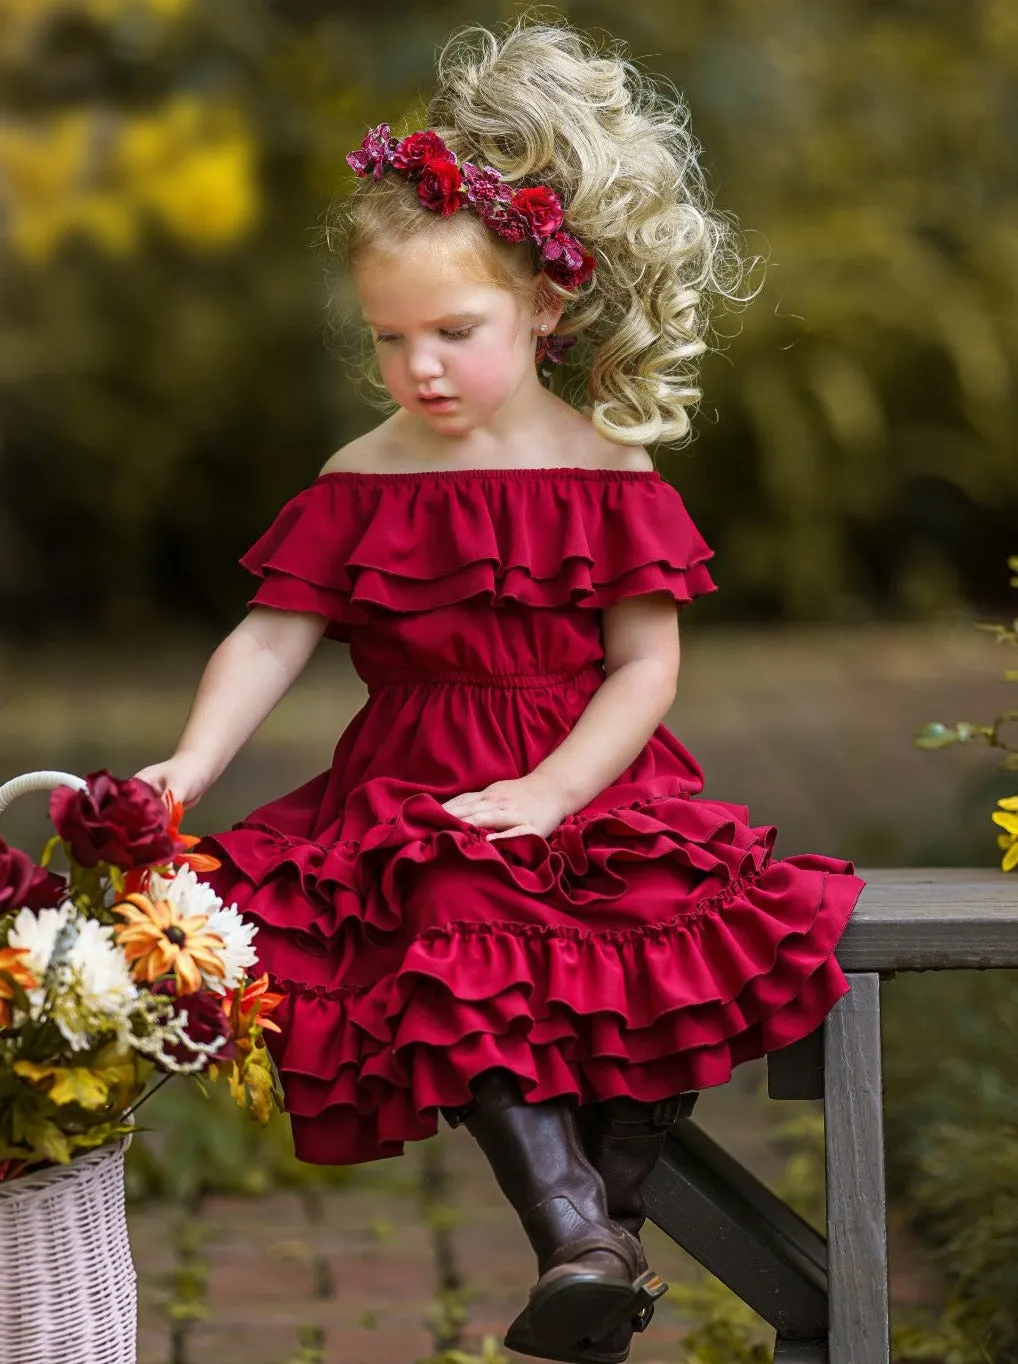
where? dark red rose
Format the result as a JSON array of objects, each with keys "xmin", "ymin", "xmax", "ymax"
[
  {"xmin": 417, "ymin": 160, "xmax": 464, "ymax": 216},
  {"xmin": 151, "ymin": 979, "xmax": 237, "ymax": 1071},
  {"xmin": 50, "ymin": 771, "xmax": 174, "ymax": 871},
  {"xmin": 0, "ymin": 837, "xmax": 66, "ymax": 911},
  {"xmin": 511, "ymin": 186, "xmax": 564, "ymax": 239},
  {"xmin": 394, "ymin": 131, "xmax": 455, "ymax": 175}
]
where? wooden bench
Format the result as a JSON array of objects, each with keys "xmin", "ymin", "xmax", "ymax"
[{"xmin": 643, "ymin": 868, "xmax": 1018, "ymax": 1364}]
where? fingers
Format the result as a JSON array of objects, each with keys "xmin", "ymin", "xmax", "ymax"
[
  {"xmin": 486, "ymin": 826, "xmax": 534, "ymax": 842},
  {"xmin": 134, "ymin": 767, "xmax": 167, "ymax": 792}
]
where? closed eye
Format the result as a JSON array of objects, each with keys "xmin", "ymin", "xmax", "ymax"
[{"xmin": 373, "ymin": 327, "xmax": 476, "ymax": 344}]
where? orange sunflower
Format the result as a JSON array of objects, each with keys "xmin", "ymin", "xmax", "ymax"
[
  {"xmin": 0, "ymin": 946, "xmax": 38, "ymax": 1029},
  {"xmin": 113, "ymin": 892, "xmax": 226, "ymax": 995}
]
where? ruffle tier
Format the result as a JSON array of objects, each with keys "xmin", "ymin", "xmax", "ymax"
[
  {"xmin": 240, "ymin": 469, "xmax": 716, "ymax": 637},
  {"xmin": 202, "ymin": 786, "xmax": 863, "ymax": 1165}
]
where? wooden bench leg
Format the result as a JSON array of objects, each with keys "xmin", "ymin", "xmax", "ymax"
[
  {"xmin": 774, "ymin": 1337, "xmax": 827, "ymax": 1362},
  {"xmin": 824, "ymin": 973, "xmax": 890, "ymax": 1364}
]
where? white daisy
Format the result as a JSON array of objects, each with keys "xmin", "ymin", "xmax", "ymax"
[
  {"xmin": 148, "ymin": 866, "xmax": 221, "ymax": 919},
  {"xmin": 148, "ymin": 866, "xmax": 257, "ymax": 992},
  {"xmin": 66, "ymin": 919, "xmax": 136, "ymax": 1017},
  {"xmin": 7, "ymin": 903, "xmax": 72, "ymax": 979},
  {"xmin": 8, "ymin": 906, "xmax": 136, "ymax": 1047},
  {"xmin": 201, "ymin": 902, "xmax": 258, "ymax": 992}
]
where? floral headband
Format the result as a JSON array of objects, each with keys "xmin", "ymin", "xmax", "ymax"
[{"xmin": 347, "ymin": 124, "xmax": 596, "ymax": 365}]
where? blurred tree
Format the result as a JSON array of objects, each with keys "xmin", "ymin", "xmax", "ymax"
[{"xmin": 0, "ymin": 0, "xmax": 1015, "ymax": 634}]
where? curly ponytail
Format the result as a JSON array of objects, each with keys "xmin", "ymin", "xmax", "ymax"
[{"xmin": 424, "ymin": 18, "xmax": 756, "ymax": 447}]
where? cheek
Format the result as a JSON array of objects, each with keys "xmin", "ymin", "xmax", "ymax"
[{"xmin": 460, "ymin": 338, "xmax": 528, "ymax": 400}]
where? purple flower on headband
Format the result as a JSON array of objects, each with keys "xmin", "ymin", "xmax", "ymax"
[
  {"xmin": 461, "ymin": 162, "xmax": 512, "ymax": 204},
  {"xmin": 346, "ymin": 123, "xmax": 398, "ymax": 180},
  {"xmin": 474, "ymin": 197, "xmax": 530, "ymax": 244},
  {"xmin": 540, "ymin": 230, "xmax": 596, "ymax": 289}
]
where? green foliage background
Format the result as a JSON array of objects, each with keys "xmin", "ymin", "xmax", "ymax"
[{"xmin": 2, "ymin": 0, "xmax": 1016, "ymax": 636}]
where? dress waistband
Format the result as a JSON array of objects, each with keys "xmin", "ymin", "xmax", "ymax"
[{"xmin": 362, "ymin": 663, "xmax": 604, "ymax": 692}]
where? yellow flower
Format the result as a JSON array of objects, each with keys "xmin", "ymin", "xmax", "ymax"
[
  {"xmin": 143, "ymin": 138, "xmax": 259, "ymax": 248},
  {"xmin": 0, "ymin": 946, "xmax": 38, "ymax": 1029},
  {"xmin": 991, "ymin": 796, "xmax": 1018, "ymax": 872},
  {"xmin": 0, "ymin": 112, "xmax": 91, "ymax": 208},
  {"xmin": 113, "ymin": 892, "xmax": 225, "ymax": 995}
]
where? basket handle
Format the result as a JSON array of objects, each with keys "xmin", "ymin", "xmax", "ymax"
[{"xmin": 0, "ymin": 770, "xmax": 88, "ymax": 819}]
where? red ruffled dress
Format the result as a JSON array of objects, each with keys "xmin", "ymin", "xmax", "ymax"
[{"xmin": 200, "ymin": 467, "xmax": 864, "ymax": 1166}]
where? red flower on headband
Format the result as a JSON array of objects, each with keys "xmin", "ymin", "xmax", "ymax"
[
  {"xmin": 512, "ymin": 186, "xmax": 564, "ymax": 239},
  {"xmin": 540, "ymin": 231, "xmax": 596, "ymax": 290},
  {"xmin": 417, "ymin": 160, "xmax": 464, "ymax": 216},
  {"xmin": 394, "ymin": 131, "xmax": 455, "ymax": 175},
  {"xmin": 346, "ymin": 125, "xmax": 596, "ymax": 294}
]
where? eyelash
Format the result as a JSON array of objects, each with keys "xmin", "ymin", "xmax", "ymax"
[{"xmin": 375, "ymin": 328, "xmax": 475, "ymax": 344}]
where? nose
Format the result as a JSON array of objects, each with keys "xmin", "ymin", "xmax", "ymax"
[{"xmin": 406, "ymin": 341, "xmax": 443, "ymax": 382}]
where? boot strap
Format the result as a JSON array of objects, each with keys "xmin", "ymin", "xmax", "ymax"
[
  {"xmin": 650, "ymin": 1093, "xmax": 698, "ymax": 1127},
  {"xmin": 584, "ymin": 1092, "xmax": 698, "ymax": 1137}
]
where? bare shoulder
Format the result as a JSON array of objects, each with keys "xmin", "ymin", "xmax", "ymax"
[
  {"xmin": 319, "ymin": 424, "xmax": 396, "ymax": 476},
  {"xmin": 599, "ymin": 445, "xmax": 655, "ymax": 473},
  {"xmin": 579, "ymin": 429, "xmax": 655, "ymax": 472}
]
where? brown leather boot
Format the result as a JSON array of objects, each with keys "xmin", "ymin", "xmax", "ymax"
[
  {"xmin": 579, "ymin": 1094, "xmax": 698, "ymax": 1249},
  {"xmin": 454, "ymin": 1071, "xmax": 665, "ymax": 1354},
  {"xmin": 522, "ymin": 1093, "xmax": 697, "ymax": 1364}
]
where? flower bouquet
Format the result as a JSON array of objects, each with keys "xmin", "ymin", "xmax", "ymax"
[{"xmin": 0, "ymin": 767, "xmax": 282, "ymax": 1364}]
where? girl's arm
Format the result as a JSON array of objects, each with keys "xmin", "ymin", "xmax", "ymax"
[
  {"xmin": 527, "ymin": 592, "xmax": 680, "ymax": 817},
  {"xmin": 135, "ymin": 605, "xmax": 328, "ymax": 806}
]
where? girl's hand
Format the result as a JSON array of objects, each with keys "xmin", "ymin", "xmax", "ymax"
[
  {"xmin": 133, "ymin": 753, "xmax": 212, "ymax": 809},
  {"xmin": 441, "ymin": 775, "xmax": 570, "ymax": 842}
]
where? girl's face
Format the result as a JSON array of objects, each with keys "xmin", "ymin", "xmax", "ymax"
[{"xmin": 355, "ymin": 241, "xmax": 554, "ymax": 437}]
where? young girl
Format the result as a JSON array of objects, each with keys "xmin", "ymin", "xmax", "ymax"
[{"xmin": 136, "ymin": 19, "xmax": 864, "ymax": 1364}]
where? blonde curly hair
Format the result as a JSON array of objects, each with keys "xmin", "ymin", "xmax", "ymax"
[{"xmin": 336, "ymin": 16, "xmax": 756, "ymax": 447}]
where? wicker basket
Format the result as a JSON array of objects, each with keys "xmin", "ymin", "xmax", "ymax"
[{"xmin": 0, "ymin": 770, "xmax": 138, "ymax": 1364}]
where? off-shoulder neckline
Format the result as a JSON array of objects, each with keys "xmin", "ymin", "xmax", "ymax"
[{"xmin": 314, "ymin": 466, "xmax": 664, "ymax": 484}]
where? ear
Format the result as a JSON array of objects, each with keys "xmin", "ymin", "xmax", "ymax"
[{"xmin": 532, "ymin": 276, "xmax": 566, "ymax": 334}]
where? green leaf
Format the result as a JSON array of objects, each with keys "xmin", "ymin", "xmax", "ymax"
[
  {"xmin": 38, "ymin": 834, "xmax": 63, "ymax": 869},
  {"xmin": 22, "ymin": 1115, "xmax": 72, "ymax": 1165}
]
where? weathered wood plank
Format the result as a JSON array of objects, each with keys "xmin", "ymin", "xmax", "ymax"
[
  {"xmin": 768, "ymin": 1026, "xmax": 825, "ymax": 1100},
  {"xmin": 774, "ymin": 1337, "xmax": 828, "ymax": 1363},
  {"xmin": 824, "ymin": 974, "xmax": 890, "ymax": 1364},
  {"xmin": 837, "ymin": 869, "xmax": 1018, "ymax": 970},
  {"xmin": 644, "ymin": 1120, "xmax": 827, "ymax": 1338}
]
